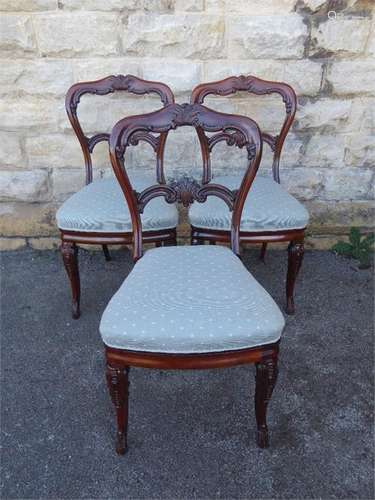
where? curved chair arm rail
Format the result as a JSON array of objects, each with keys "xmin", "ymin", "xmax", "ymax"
[
  {"xmin": 65, "ymin": 74, "xmax": 175, "ymax": 184},
  {"xmin": 190, "ymin": 75, "xmax": 297, "ymax": 184},
  {"xmin": 109, "ymin": 102, "xmax": 263, "ymax": 260}
]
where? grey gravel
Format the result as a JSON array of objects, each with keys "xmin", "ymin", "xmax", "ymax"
[{"xmin": 1, "ymin": 248, "xmax": 374, "ymax": 500}]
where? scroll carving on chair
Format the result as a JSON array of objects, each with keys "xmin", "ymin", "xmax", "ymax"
[
  {"xmin": 58, "ymin": 75, "xmax": 178, "ymax": 319},
  {"xmin": 98, "ymin": 102, "xmax": 285, "ymax": 455},
  {"xmin": 190, "ymin": 75, "xmax": 308, "ymax": 314}
]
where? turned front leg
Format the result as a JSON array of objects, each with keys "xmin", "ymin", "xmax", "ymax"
[
  {"xmin": 106, "ymin": 365, "xmax": 129, "ymax": 455},
  {"xmin": 286, "ymin": 239, "xmax": 304, "ymax": 315},
  {"xmin": 61, "ymin": 241, "xmax": 81, "ymax": 319},
  {"xmin": 255, "ymin": 356, "xmax": 279, "ymax": 448}
]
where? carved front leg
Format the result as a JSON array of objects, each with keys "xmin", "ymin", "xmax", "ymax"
[
  {"xmin": 286, "ymin": 239, "xmax": 304, "ymax": 315},
  {"xmin": 255, "ymin": 356, "xmax": 279, "ymax": 448},
  {"xmin": 61, "ymin": 241, "xmax": 80, "ymax": 319},
  {"xmin": 106, "ymin": 365, "xmax": 130, "ymax": 455}
]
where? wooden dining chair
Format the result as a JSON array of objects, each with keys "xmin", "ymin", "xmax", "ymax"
[
  {"xmin": 190, "ymin": 76, "xmax": 309, "ymax": 314},
  {"xmin": 101, "ymin": 102, "xmax": 285, "ymax": 455},
  {"xmin": 57, "ymin": 75, "xmax": 178, "ymax": 319}
]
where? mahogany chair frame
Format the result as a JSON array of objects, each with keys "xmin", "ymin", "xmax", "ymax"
[
  {"xmin": 105, "ymin": 102, "xmax": 280, "ymax": 455},
  {"xmin": 61, "ymin": 75, "xmax": 177, "ymax": 319},
  {"xmin": 190, "ymin": 76, "xmax": 305, "ymax": 315}
]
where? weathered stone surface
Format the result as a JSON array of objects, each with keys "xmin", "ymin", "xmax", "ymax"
[
  {"xmin": 282, "ymin": 167, "xmax": 323, "ymax": 200},
  {"xmin": 0, "ymin": 98, "xmax": 59, "ymax": 131},
  {"xmin": 0, "ymin": 15, "xmax": 35, "ymax": 55},
  {"xmin": 34, "ymin": 13, "xmax": 120, "ymax": 56},
  {"xmin": 306, "ymin": 200, "xmax": 374, "ymax": 232},
  {"xmin": 367, "ymin": 19, "xmax": 375, "ymax": 56},
  {"xmin": 60, "ymin": 0, "xmax": 172, "ymax": 11},
  {"xmin": 0, "ymin": 202, "xmax": 58, "ymax": 237},
  {"xmin": 26, "ymin": 134, "xmax": 86, "ymax": 169},
  {"xmin": 58, "ymin": 94, "xmax": 162, "ymax": 133},
  {"xmin": 0, "ymin": 0, "xmax": 56, "ymax": 9},
  {"xmin": 202, "ymin": 95, "xmax": 288, "ymax": 133},
  {"xmin": 304, "ymin": 135, "xmax": 346, "ymax": 168},
  {"xmin": 0, "ymin": 132, "xmax": 24, "ymax": 168},
  {"xmin": 123, "ymin": 14, "xmax": 225, "ymax": 59},
  {"xmin": 223, "ymin": 0, "xmax": 295, "ymax": 14},
  {"xmin": 205, "ymin": 0, "xmax": 224, "ymax": 11},
  {"xmin": 51, "ymin": 168, "xmax": 85, "ymax": 201},
  {"xmin": 203, "ymin": 59, "xmax": 323, "ymax": 95},
  {"xmin": 295, "ymin": 98, "xmax": 352, "ymax": 130},
  {"xmin": 129, "ymin": 128, "xmax": 200, "ymax": 174},
  {"xmin": 326, "ymin": 60, "xmax": 375, "ymax": 95},
  {"xmin": 72, "ymin": 58, "xmax": 141, "ymax": 82},
  {"xmin": 301, "ymin": 0, "xmax": 326, "ymax": 11},
  {"xmin": 0, "ymin": 59, "xmax": 74, "ymax": 96},
  {"xmin": 322, "ymin": 168, "xmax": 373, "ymax": 201},
  {"xmin": 0, "ymin": 0, "xmax": 373, "ymax": 244},
  {"xmin": 344, "ymin": 134, "xmax": 375, "ymax": 167},
  {"xmin": 51, "ymin": 166, "xmax": 113, "ymax": 202},
  {"xmin": 0, "ymin": 170, "xmax": 51, "ymax": 202},
  {"xmin": 175, "ymin": 0, "xmax": 204, "ymax": 11},
  {"xmin": 28, "ymin": 237, "xmax": 60, "ymax": 249},
  {"xmin": 142, "ymin": 59, "xmax": 203, "ymax": 94},
  {"xmin": 310, "ymin": 17, "xmax": 371, "ymax": 56},
  {"xmin": 0, "ymin": 238, "xmax": 27, "ymax": 251},
  {"xmin": 227, "ymin": 15, "xmax": 307, "ymax": 59}
]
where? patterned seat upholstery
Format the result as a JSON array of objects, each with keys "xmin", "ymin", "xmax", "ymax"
[
  {"xmin": 100, "ymin": 245, "xmax": 285, "ymax": 354},
  {"xmin": 56, "ymin": 174, "xmax": 178, "ymax": 233},
  {"xmin": 189, "ymin": 175, "xmax": 309, "ymax": 232}
]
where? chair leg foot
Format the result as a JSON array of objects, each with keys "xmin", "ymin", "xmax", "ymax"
[
  {"xmin": 260, "ymin": 242, "xmax": 267, "ymax": 262},
  {"xmin": 286, "ymin": 239, "xmax": 304, "ymax": 315},
  {"xmin": 102, "ymin": 244, "xmax": 111, "ymax": 261},
  {"xmin": 106, "ymin": 364, "xmax": 129, "ymax": 455},
  {"xmin": 61, "ymin": 241, "xmax": 81, "ymax": 319},
  {"xmin": 255, "ymin": 355, "xmax": 278, "ymax": 449}
]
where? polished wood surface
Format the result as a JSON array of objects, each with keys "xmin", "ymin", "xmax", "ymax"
[
  {"xmin": 104, "ymin": 103, "xmax": 280, "ymax": 454},
  {"xmin": 190, "ymin": 75, "xmax": 305, "ymax": 314},
  {"xmin": 109, "ymin": 102, "xmax": 263, "ymax": 260},
  {"xmin": 61, "ymin": 75, "xmax": 177, "ymax": 318}
]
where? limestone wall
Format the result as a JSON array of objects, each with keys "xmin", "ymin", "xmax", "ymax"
[{"xmin": 0, "ymin": 0, "xmax": 374, "ymax": 250}]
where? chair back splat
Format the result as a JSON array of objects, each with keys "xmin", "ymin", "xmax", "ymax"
[
  {"xmin": 65, "ymin": 75, "xmax": 175, "ymax": 185},
  {"xmin": 191, "ymin": 75, "xmax": 296, "ymax": 184},
  {"xmin": 109, "ymin": 102, "xmax": 263, "ymax": 260}
]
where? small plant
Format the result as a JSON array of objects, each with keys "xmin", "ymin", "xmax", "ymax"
[{"xmin": 331, "ymin": 227, "xmax": 374, "ymax": 269}]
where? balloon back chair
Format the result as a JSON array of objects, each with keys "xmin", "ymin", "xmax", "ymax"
[
  {"xmin": 57, "ymin": 75, "xmax": 178, "ymax": 319},
  {"xmin": 190, "ymin": 76, "xmax": 309, "ymax": 314},
  {"xmin": 101, "ymin": 102, "xmax": 286, "ymax": 455}
]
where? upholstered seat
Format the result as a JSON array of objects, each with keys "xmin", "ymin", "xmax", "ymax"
[
  {"xmin": 189, "ymin": 175, "xmax": 309, "ymax": 232},
  {"xmin": 57, "ymin": 174, "xmax": 178, "ymax": 233},
  {"xmin": 100, "ymin": 245, "xmax": 285, "ymax": 354}
]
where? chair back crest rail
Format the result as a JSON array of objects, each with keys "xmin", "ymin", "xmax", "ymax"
[
  {"xmin": 190, "ymin": 75, "xmax": 297, "ymax": 184},
  {"xmin": 109, "ymin": 103, "xmax": 263, "ymax": 261},
  {"xmin": 65, "ymin": 74, "xmax": 175, "ymax": 184}
]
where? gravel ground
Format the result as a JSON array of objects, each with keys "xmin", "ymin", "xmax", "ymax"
[{"xmin": 1, "ymin": 247, "xmax": 373, "ymax": 500}]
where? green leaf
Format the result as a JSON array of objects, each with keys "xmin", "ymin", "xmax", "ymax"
[
  {"xmin": 362, "ymin": 233, "xmax": 375, "ymax": 247},
  {"xmin": 331, "ymin": 241, "xmax": 353, "ymax": 256},
  {"xmin": 358, "ymin": 250, "xmax": 372, "ymax": 269},
  {"xmin": 349, "ymin": 227, "xmax": 361, "ymax": 248}
]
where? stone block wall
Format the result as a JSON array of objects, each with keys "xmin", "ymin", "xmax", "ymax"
[{"xmin": 0, "ymin": 0, "xmax": 374, "ymax": 250}]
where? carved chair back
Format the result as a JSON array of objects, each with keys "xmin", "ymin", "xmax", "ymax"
[
  {"xmin": 65, "ymin": 75, "xmax": 175, "ymax": 185},
  {"xmin": 109, "ymin": 103, "xmax": 263, "ymax": 261},
  {"xmin": 191, "ymin": 75, "xmax": 296, "ymax": 184}
]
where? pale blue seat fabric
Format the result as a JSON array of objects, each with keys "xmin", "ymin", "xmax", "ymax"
[
  {"xmin": 189, "ymin": 175, "xmax": 309, "ymax": 232},
  {"xmin": 56, "ymin": 174, "xmax": 178, "ymax": 233},
  {"xmin": 100, "ymin": 245, "xmax": 285, "ymax": 354}
]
